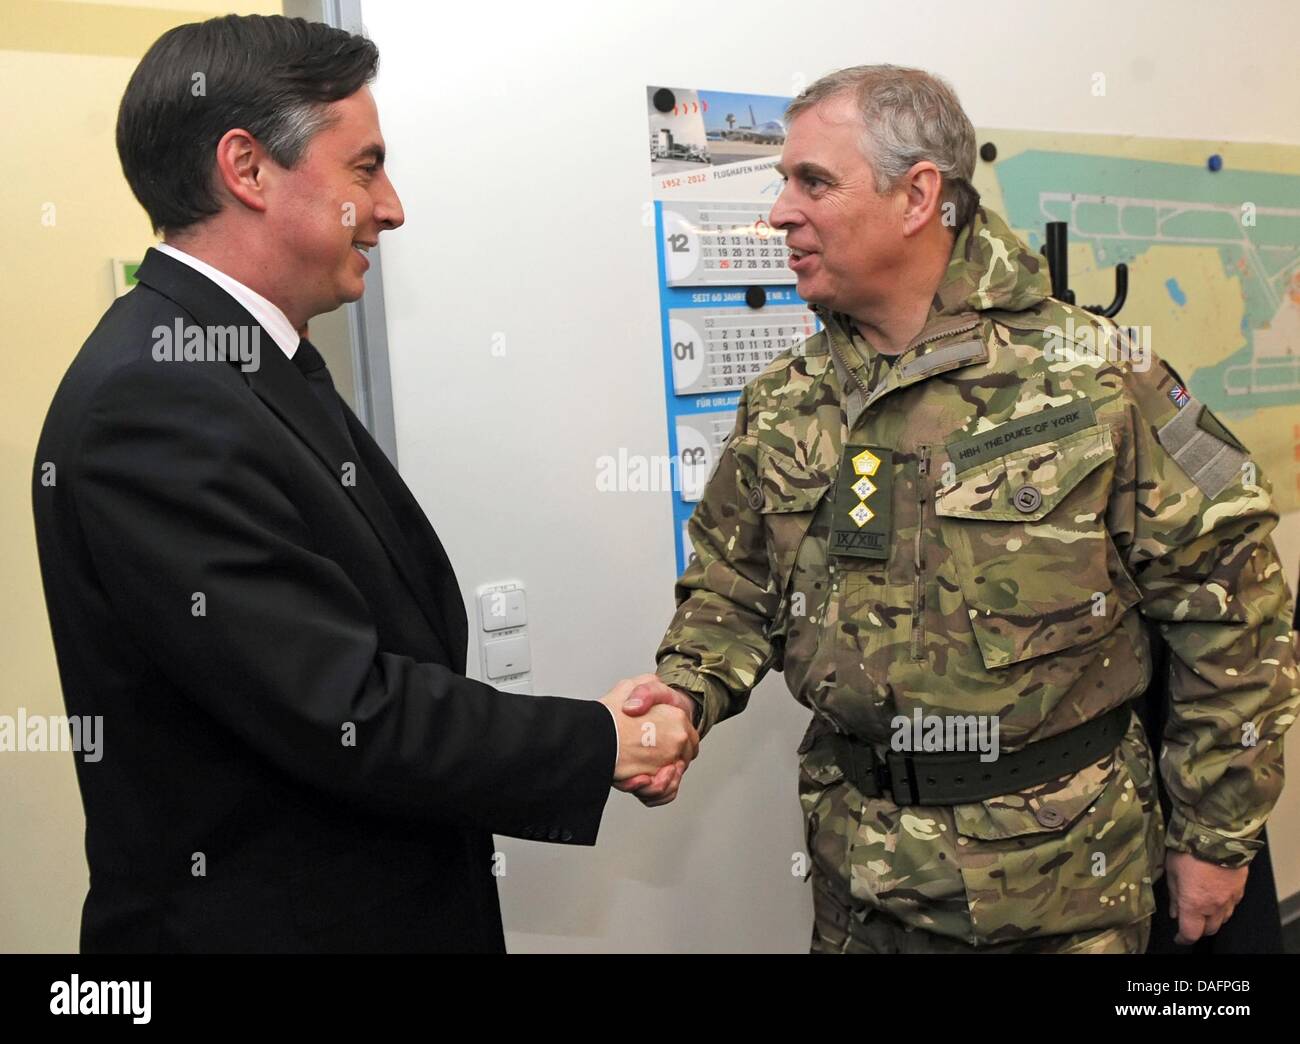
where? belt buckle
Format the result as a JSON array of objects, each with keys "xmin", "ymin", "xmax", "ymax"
[
  {"xmin": 841, "ymin": 740, "xmax": 877, "ymax": 797},
  {"xmin": 884, "ymin": 751, "xmax": 919, "ymax": 805}
]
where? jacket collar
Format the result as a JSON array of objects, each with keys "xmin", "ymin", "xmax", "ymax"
[
  {"xmin": 816, "ymin": 306, "xmax": 985, "ymax": 431},
  {"xmin": 809, "ymin": 206, "xmax": 1048, "ymax": 428}
]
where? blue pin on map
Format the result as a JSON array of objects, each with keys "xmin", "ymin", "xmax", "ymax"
[{"xmin": 1207, "ymin": 154, "xmax": 1223, "ymax": 172}]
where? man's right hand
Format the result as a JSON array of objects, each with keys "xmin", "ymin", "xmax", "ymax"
[{"xmin": 598, "ymin": 676, "xmax": 699, "ymax": 805}]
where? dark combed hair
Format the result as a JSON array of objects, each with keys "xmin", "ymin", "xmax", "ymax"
[{"xmin": 116, "ymin": 14, "xmax": 379, "ymax": 234}]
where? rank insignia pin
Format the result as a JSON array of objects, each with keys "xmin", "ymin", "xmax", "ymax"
[
  {"xmin": 850, "ymin": 503, "xmax": 874, "ymax": 527},
  {"xmin": 851, "ymin": 449, "xmax": 881, "ymax": 477}
]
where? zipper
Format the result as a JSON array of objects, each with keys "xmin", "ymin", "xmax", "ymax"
[
  {"xmin": 824, "ymin": 314, "xmax": 872, "ymax": 400},
  {"xmin": 912, "ymin": 444, "xmax": 931, "ymax": 661}
]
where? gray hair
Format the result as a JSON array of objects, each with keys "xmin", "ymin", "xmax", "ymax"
[
  {"xmin": 785, "ymin": 64, "xmax": 980, "ymax": 231},
  {"xmin": 258, "ymin": 100, "xmax": 336, "ymax": 170}
]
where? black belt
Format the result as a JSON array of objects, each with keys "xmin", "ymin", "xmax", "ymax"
[{"xmin": 815, "ymin": 703, "xmax": 1131, "ymax": 805}]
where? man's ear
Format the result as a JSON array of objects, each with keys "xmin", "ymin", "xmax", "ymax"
[
  {"xmin": 901, "ymin": 161, "xmax": 942, "ymax": 237},
  {"xmin": 213, "ymin": 128, "xmax": 270, "ymax": 216}
]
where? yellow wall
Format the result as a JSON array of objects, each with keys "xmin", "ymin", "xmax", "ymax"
[{"xmin": 0, "ymin": 0, "xmax": 284, "ymax": 954}]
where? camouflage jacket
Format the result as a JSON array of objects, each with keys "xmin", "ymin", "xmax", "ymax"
[{"xmin": 656, "ymin": 206, "xmax": 1298, "ymax": 942}]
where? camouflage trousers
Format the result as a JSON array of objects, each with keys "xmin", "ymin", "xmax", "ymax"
[{"xmin": 810, "ymin": 870, "xmax": 1152, "ymax": 954}]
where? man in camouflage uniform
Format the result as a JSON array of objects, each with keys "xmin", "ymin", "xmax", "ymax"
[{"xmin": 622, "ymin": 65, "xmax": 1299, "ymax": 953}]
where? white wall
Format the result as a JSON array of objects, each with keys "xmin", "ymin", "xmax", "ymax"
[{"xmin": 361, "ymin": 0, "xmax": 1300, "ymax": 952}]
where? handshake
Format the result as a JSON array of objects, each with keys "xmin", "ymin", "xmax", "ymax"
[{"xmin": 598, "ymin": 675, "xmax": 701, "ymax": 807}]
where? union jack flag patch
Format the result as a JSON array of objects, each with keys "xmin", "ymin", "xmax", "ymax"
[{"xmin": 1169, "ymin": 385, "xmax": 1190, "ymax": 408}]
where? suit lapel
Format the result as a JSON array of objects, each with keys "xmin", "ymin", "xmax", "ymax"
[
  {"xmin": 134, "ymin": 248, "xmax": 463, "ymax": 662},
  {"xmin": 343, "ymin": 413, "xmax": 469, "ymax": 673}
]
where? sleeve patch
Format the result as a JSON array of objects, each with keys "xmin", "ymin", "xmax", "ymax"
[
  {"xmin": 1196, "ymin": 406, "xmax": 1248, "ymax": 452},
  {"xmin": 1156, "ymin": 397, "xmax": 1249, "ymax": 499}
]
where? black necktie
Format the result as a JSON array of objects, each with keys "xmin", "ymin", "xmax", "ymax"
[
  {"xmin": 292, "ymin": 341, "xmax": 460, "ymax": 649},
  {"xmin": 291, "ymin": 338, "xmax": 355, "ymax": 447}
]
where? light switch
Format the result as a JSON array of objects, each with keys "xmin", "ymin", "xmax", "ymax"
[
  {"xmin": 484, "ymin": 634, "xmax": 531, "ymax": 679},
  {"xmin": 479, "ymin": 587, "xmax": 526, "ymax": 632}
]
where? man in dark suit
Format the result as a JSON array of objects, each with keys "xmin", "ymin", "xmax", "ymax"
[{"xmin": 31, "ymin": 14, "xmax": 695, "ymax": 953}]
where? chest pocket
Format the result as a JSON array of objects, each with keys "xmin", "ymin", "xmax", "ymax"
[
  {"xmin": 755, "ymin": 446, "xmax": 834, "ymax": 624},
  {"xmin": 934, "ymin": 424, "xmax": 1139, "ymax": 669}
]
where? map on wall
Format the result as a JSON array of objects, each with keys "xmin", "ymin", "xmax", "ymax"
[{"xmin": 976, "ymin": 129, "xmax": 1300, "ymax": 512}]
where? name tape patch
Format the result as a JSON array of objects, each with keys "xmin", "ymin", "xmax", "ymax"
[{"xmin": 945, "ymin": 400, "xmax": 1097, "ymax": 472}]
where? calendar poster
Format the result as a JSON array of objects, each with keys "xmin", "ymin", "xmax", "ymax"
[{"xmin": 647, "ymin": 85, "xmax": 821, "ymax": 573}]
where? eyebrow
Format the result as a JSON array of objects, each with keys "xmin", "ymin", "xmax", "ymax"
[
  {"xmin": 349, "ymin": 143, "xmax": 386, "ymax": 166},
  {"xmin": 775, "ymin": 160, "xmax": 834, "ymax": 181}
]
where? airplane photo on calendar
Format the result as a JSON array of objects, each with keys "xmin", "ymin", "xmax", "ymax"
[
  {"xmin": 647, "ymin": 85, "xmax": 790, "ymax": 176},
  {"xmin": 698, "ymin": 90, "xmax": 788, "ymax": 164}
]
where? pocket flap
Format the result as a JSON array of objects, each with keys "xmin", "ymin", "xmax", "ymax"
[
  {"xmin": 952, "ymin": 743, "xmax": 1117, "ymax": 841},
  {"xmin": 756, "ymin": 447, "xmax": 833, "ymax": 513},
  {"xmin": 936, "ymin": 425, "xmax": 1114, "ymax": 522},
  {"xmin": 797, "ymin": 717, "xmax": 846, "ymax": 786}
]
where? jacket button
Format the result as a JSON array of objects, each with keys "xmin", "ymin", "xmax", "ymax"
[
  {"xmin": 747, "ymin": 487, "xmax": 764, "ymax": 510},
  {"xmin": 547, "ymin": 827, "xmax": 561, "ymax": 841},
  {"xmin": 1035, "ymin": 804, "xmax": 1066, "ymax": 828},
  {"xmin": 1012, "ymin": 485, "xmax": 1042, "ymax": 513}
]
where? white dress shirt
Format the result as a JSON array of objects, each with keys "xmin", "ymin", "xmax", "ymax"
[{"xmin": 154, "ymin": 242, "xmax": 300, "ymax": 361}]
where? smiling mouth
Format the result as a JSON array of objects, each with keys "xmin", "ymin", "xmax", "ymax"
[{"xmin": 352, "ymin": 241, "xmax": 375, "ymax": 258}]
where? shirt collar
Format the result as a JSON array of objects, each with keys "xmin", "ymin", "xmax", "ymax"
[{"xmin": 154, "ymin": 242, "xmax": 300, "ymax": 360}]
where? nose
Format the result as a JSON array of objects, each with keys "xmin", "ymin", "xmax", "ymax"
[
  {"xmin": 374, "ymin": 169, "xmax": 405, "ymax": 231},
  {"xmin": 769, "ymin": 182, "xmax": 798, "ymax": 232}
]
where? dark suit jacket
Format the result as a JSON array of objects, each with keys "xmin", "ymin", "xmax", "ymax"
[{"xmin": 31, "ymin": 248, "xmax": 615, "ymax": 953}]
